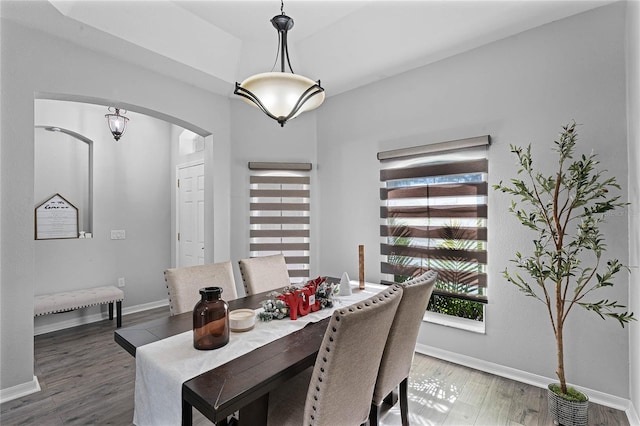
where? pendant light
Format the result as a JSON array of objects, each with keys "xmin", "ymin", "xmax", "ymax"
[
  {"xmin": 234, "ymin": 0, "xmax": 325, "ymax": 127},
  {"xmin": 105, "ymin": 107, "xmax": 129, "ymax": 141}
]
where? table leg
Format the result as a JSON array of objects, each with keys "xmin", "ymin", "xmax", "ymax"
[
  {"xmin": 182, "ymin": 399, "xmax": 193, "ymax": 426},
  {"xmin": 238, "ymin": 393, "xmax": 269, "ymax": 426}
]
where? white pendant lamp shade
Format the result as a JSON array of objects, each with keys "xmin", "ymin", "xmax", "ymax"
[
  {"xmin": 105, "ymin": 107, "xmax": 129, "ymax": 141},
  {"xmin": 237, "ymin": 72, "xmax": 325, "ymax": 121},
  {"xmin": 234, "ymin": 2, "xmax": 324, "ymax": 127}
]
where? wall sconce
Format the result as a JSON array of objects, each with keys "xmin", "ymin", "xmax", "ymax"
[{"xmin": 105, "ymin": 107, "xmax": 129, "ymax": 141}]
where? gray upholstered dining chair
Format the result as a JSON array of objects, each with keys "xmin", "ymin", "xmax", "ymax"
[
  {"xmin": 238, "ymin": 254, "xmax": 291, "ymax": 295},
  {"xmin": 369, "ymin": 270, "xmax": 438, "ymax": 426},
  {"xmin": 164, "ymin": 261, "xmax": 237, "ymax": 315},
  {"xmin": 267, "ymin": 285, "xmax": 403, "ymax": 426}
]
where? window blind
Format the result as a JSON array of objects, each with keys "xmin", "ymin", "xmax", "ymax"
[
  {"xmin": 379, "ymin": 141, "xmax": 489, "ymax": 304},
  {"xmin": 249, "ymin": 164, "xmax": 311, "ymax": 282}
]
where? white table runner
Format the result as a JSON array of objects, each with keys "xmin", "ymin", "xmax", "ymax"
[{"xmin": 133, "ymin": 283, "xmax": 384, "ymax": 426}]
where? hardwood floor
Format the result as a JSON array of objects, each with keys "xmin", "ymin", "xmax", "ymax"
[{"xmin": 1, "ymin": 307, "xmax": 629, "ymax": 426}]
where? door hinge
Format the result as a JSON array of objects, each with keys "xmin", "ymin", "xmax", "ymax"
[
  {"xmin": 177, "ymin": 232, "xmax": 180, "ymax": 241},
  {"xmin": 177, "ymin": 179, "xmax": 180, "ymax": 188}
]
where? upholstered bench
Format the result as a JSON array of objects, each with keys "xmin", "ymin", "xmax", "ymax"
[{"xmin": 34, "ymin": 286, "xmax": 124, "ymax": 327}]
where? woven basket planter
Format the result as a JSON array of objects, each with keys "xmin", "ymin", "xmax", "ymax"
[{"xmin": 547, "ymin": 384, "xmax": 589, "ymax": 426}]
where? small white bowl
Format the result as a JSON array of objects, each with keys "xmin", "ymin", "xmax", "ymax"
[{"xmin": 229, "ymin": 309, "xmax": 256, "ymax": 332}]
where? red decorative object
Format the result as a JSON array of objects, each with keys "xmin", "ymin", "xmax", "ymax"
[
  {"xmin": 297, "ymin": 289, "xmax": 311, "ymax": 316},
  {"xmin": 305, "ymin": 285, "xmax": 320, "ymax": 313},
  {"xmin": 278, "ymin": 292, "xmax": 300, "ymax": 320},
  {"xmin": 278, "ymin": 277, "xmax": 326, "ymax": 320}
]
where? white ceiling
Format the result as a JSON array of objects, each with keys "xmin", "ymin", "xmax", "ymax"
[{"xmin": 1, "ymin": 0, "xmax": 612, "ymax": 98}]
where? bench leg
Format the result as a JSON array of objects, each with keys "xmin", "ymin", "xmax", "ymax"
[
  {"xmin": 109, "ymin": 302, "xmax": 114, "ymax": 320},
  {"xmin": 116, "ymin": 301, "xmax": 122, "ymax": 328}
]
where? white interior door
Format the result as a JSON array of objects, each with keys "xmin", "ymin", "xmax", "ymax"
[{"xmin": 177, "ymin": 162, "xmax": 205, "ymax": 267}]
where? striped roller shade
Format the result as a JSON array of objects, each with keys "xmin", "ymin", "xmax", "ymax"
[
  {"xmin": 249, "ymin": 163, "xmax": 311, "ymax": 282},
  {"xmin": 378, "ymin": 136, "xmax": 489, "ymax": 304}
]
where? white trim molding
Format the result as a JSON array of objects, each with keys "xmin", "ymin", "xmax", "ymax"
[
  {"xmin": 423, "ymin": 311, "xmax": 485, "ymax": 334},
  {"xmin": 416, "ymin": 343, "xmax": 634, "ymax": 417},
  {"xmin": 628, "ymin": 404, "xmax": 640, "ymax": 426},
  {"xmin": 0, "ymin": 376, "xmax": 41, "ymax": 404}
]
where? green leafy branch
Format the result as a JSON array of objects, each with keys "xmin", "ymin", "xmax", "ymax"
[{"xmin": 492, "ymin": 121, "xmax": 634, "ymax": 393}]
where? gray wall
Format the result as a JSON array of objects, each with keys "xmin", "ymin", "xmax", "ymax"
[
  {"xmin": 0, "ymin": 19, "xmax": 231, "ymax": 391},
  {"xmin": 316, "ymin": 3, "xmax": 631, "ymax": 398},
  {"xmin": 229, "ymin": 101, "xmax": 319, "ymax": 293},
  {"xmin": 626, "ymin": 0, "xmax": 640, "ymax": 418},
  {"xmin": 33, "ymin": 100, "xmax": 172, "ymax": 330}
]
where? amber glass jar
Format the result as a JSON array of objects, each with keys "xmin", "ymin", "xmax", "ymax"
[{"xmin": 193, "ymin": 287, "xmax": 229, "ymax": 350}]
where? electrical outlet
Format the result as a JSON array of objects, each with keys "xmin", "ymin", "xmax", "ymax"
[
  {"xmin": 118, "ymin": 277, "xmax": 126, "ymax": 287},
  {"xmin": 111, "ymin": 230, "xmax": 126, "ymax": 240}
]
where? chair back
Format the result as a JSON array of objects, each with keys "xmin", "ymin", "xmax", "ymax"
[
  {"xmin": 303, "ymin": 285, "xmax": 403, "ymax": 426},
  {"xmin": 164, "ymin": 261, "xmax": 237, "ymax": 315},
  {"xmin": 238, "ymin": 254, "xmax": 290, "ymax": 295},
  {"xmin": 372, "ymin": 270, "xmax": 438, "ymax": 405}
]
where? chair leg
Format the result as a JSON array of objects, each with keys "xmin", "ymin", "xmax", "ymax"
[
  {"xmin": 384, "ymin": 387, "xmax": 399, "ymax": 406},
  {"xmin": 400, "ymin": 377, "xmax": 409, "ymax": 426},
  {"xmin": 108, "ymin": 302, "xmax": 114, "ymax": 320},
  {"xmin": 368, "ymin": 402, "xmax": 382, "ymax": 426}
]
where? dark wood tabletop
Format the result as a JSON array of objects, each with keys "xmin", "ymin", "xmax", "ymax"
[
  {"xmin": 113, "ymin": 290, "xmax": 275, "ymax": 357},
  {"xmin": 114, "ymin": 279, "xmax": 341, "ymax": 426},
  {"xmin": 182, "ymin": 317, "xmax": 328, "ymax": 426}
]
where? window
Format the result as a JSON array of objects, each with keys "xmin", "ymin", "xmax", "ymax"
[
  {"xmin": 249, "ymin": 162, "xmax": 311, "ymax": 283},
  {"xmin": 378, "ymin": 136, "xmax": 489, "ymax": 322}
]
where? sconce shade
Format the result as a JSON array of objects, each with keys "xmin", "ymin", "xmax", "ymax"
[
  {"xmin": 105, "ymin": 108, "xmax": 129, "ymax": 141},
  {"xmin": 235, "ymin": 72, "xmax": 325, "ymax": 125}
]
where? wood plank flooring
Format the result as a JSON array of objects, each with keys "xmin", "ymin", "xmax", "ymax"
[{"xmin": 1, "ymin": 307, "xmax": 630, "ymax": 425}]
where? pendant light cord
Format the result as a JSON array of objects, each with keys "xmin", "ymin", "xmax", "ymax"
[{"xmin": 269, "ymin": 0, "xmax": 295, "ymax": 74}]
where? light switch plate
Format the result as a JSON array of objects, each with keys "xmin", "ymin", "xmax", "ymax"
[{"xmin": 111, "ymin": 230, "xmax": 126, "ymax": 240}]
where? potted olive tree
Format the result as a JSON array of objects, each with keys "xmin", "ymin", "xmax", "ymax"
[{"xmin": 493, "ymin": 122, "xmax": 635, "ymax": 426}]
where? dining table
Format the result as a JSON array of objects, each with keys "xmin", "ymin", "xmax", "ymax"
[{"xmin": 114, "ymin": 279, "xmax": 385, "ymax": 426}]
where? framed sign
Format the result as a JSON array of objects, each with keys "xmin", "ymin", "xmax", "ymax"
[{"xmin": 35, "ymin": 193, "xmax": 79, "ymax": 240}]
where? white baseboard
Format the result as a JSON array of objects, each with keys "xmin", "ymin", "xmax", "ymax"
[
  {"xmin": 122, "ymin": 299, "xmax": 169, "ymax": 316},
  {"xmin": 0, "ymin": 376, "xmax": 40, "ymax": 404},
  {"xmin": 416, "ymin": 343, "xmax": 632, "ymax": 414},
  {"xmin": 34, "ymin": 299, "xmax": 169, "ymax": 336},
  {"xmin": 628, "ymin": 403, "xmax": 640, "ymax": 426}
]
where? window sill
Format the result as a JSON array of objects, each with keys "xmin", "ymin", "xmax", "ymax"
[{"xmin": 423, "ymin": 311, "xmax": 485, "ymax": 334}]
